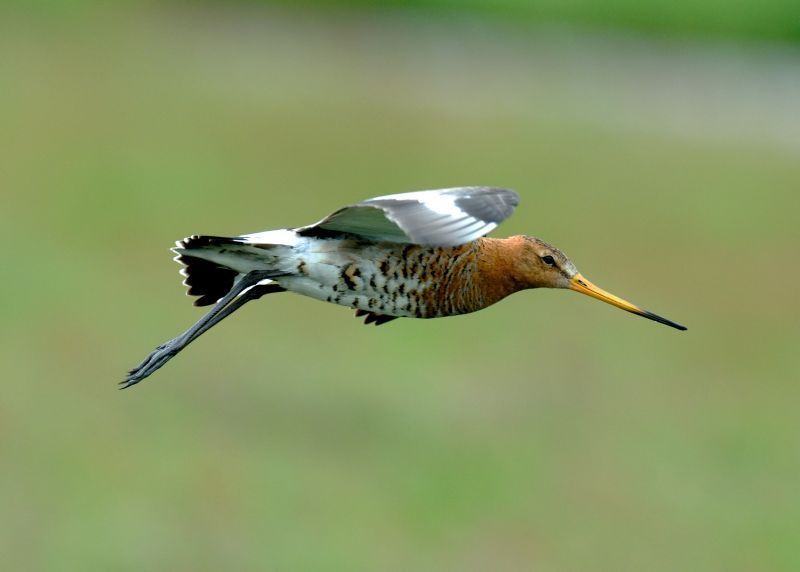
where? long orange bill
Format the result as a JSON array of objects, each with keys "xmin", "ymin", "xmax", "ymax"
[{"xmin": 570, "ymin": 274, "xmax": 687, "ymax": 331}]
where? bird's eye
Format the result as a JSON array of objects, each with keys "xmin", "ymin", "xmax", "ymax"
[{"xmin": 542, "ymin": 255, "xmax": 556, "ymax": 266}]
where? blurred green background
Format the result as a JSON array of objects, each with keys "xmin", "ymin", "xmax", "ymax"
[{"xmin": 2, "ymin": 1, "xmax": 799, "ymax": 570}]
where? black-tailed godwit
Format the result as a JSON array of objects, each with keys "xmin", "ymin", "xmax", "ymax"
[{"xmin": 123, "ymin": 187, "xmax": 685, "ymax": 388}]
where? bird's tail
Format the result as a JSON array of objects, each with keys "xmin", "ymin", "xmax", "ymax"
[
  {"xmin": 173, "ymin": 236, "xmax": 240, "ymax": 306},
  {"xmin": 173, "ymin": 235, "xmax": 289, "ymax": 306}
]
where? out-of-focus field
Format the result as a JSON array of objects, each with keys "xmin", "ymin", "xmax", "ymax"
[{"xmin": 1, "ymin": 2, "xmax": 799, "ymax": 570}]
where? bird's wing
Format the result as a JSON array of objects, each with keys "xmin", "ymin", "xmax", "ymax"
[{"xmin": 297, "ymin": 187, "xmax": 519, "ymax": 246}]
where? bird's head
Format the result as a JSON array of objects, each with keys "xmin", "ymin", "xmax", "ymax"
[{"xmin": 512, "ymin": 235, "xmax": 686, "ymax": 331}]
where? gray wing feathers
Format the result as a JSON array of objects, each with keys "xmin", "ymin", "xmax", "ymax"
[
  {"xmin": 306, "ymin": 205, "xmax": 411, "ymax": 243},
  {"xmin": 300, "ymin": 187, "xmax": 519, "ymax": 246}
]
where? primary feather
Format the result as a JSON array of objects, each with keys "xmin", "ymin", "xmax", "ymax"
[{"xmin": 297, "ymin": 186, "xmax": 519, "ymax": 246}]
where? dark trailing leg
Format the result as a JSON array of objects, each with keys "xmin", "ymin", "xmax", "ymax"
[{"xmin": 121, "ymin": 272, "xmax": 286, "ymax": 388}]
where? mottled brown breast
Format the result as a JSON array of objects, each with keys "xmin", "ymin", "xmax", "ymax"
[{"xmin": 411, "ymin": 238, "xmax": 523, "ymax": 318}]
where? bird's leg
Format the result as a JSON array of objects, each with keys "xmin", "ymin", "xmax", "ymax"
[
  {"xmin": 169, "ymin": 283, "xmax": 284, "ymax": 349},
  {"xmin": 122, "ymin": 271, "xmax": 285, "ymax": 388}
]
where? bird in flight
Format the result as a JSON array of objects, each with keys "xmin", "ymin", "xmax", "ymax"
[{"xmin": 123, "ymin": 187, "xmax": 685, "ymax": 388}]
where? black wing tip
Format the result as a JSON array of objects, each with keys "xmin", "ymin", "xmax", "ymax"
[
  {"xmin": 450, "ymin": 187, "xmax": 519, "ymax": 225},
  {"xmin": 504, "ymin": 188, "xmax": 521, "ymax": 206}
]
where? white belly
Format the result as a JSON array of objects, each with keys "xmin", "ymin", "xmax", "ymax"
[{"xmin": 271, "ymin": 238, "xmax": 433, "ymax": 318}]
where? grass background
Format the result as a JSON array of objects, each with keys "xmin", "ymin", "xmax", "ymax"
[{"xmin": 1, "ymin": 1, "xmax": 798, "ymax": 570}]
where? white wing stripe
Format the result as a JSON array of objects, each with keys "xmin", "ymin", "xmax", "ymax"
[{"xmin": 298, "ymin": 187, "xmax": 519, "ymax": 247}]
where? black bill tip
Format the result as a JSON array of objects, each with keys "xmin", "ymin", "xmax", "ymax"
[{"xmin": 637, "ymin": 310, "xmax": 687, "ymax": 331}]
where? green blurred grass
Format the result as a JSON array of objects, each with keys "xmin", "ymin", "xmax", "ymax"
[
  {"xmin": 8, "ymin": 0, "xmax": 800, "ymax": 41},
  {"xmin": 1, "ymin": 3, "xmax": 799, "ymax": 571}
]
